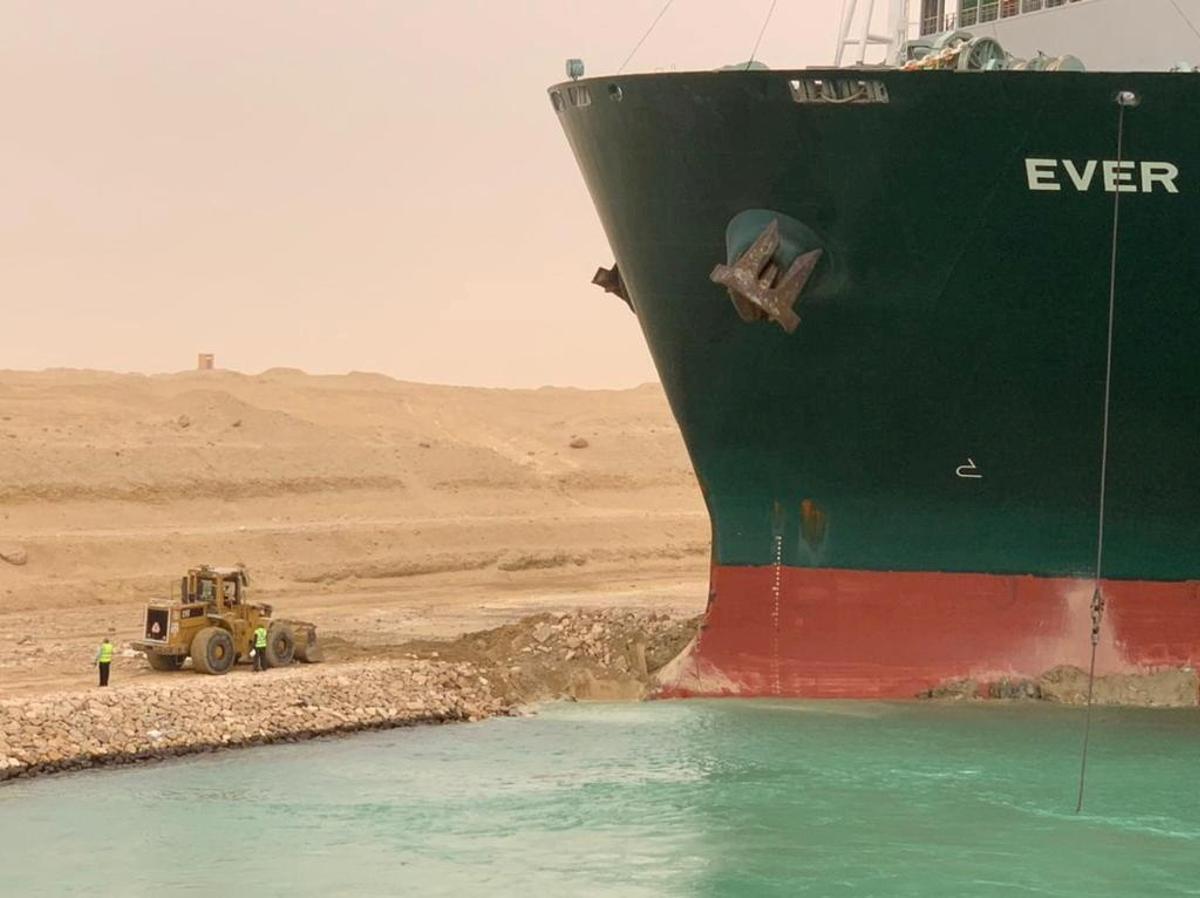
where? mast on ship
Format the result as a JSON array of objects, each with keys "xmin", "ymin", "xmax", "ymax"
[
  {"xmin": 833, "ymin": 0, "xmax": 1012, "ymax": 66},
  {"xmin": 835, "ymin": 0, "xmax": 908, "ymax": 65}
]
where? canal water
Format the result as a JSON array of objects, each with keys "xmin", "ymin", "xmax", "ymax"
[{"xmin": 2, "ymin": 700, "xmax": 1198, "ymax": 896}]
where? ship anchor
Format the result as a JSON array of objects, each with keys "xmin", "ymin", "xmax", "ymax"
[
  {"xmin": 592, "ymin": 263, "xmax": 633, "ymax": 312},
  {"xmin": 710, "ymin": 218, "xmax": 823, "ymax": 334}
]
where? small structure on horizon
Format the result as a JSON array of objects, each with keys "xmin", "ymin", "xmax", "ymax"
[{"xmin": 197, "ymin": 353, "xmax": 214, "ymax": 371}]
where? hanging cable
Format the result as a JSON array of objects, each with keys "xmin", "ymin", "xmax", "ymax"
[
  {"xmin": 617, "ymin": 0, "xmax": 678, "ymax": 74},
  {"xmin": 745, "ymin": 0, "xmax": 780, "ymax": 70},
  {"xmin": 1075, "ymin": 89, "xmax": 1137, "ymax": 816},
  {"xmin": 1166, "ymin": 0, "xmax": 1200, "ymax": 47}
]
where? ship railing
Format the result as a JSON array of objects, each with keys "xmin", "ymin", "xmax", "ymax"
[
  {"xmin": 954, "ymin": 0, "xmax": 1079, "ymax": 30},
  {"xmin": 921, "ymin": 11, "xmax": 958, "ymax": 34}
]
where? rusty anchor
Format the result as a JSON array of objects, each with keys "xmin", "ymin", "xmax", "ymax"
[
  {"xmin": 710, "ymin": 219, "xmax": 822, "ymax": 334},
  {"xmin": 592, "ymin": 264, "xmax": 633, "ymax": 312}
]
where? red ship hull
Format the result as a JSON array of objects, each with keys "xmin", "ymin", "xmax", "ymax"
[{"xmin": 658, "ymin": 567, "xmax": 1200, "ymax": 699}]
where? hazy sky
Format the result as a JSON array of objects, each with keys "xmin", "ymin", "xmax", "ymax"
[{"xmin": 3, "ymin": 1, "xmax": 845, "ymax": 387}]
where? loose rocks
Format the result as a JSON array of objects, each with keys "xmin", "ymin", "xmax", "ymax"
[
  {"xmin": 398, "ymin": 609, "xmax": 700, "ymax": 705},
  {"xmin": 0, "ymin": 659, "xmax": 508, "ymax": 782},
  {"xmin": 920, "ymin": 666, "xmax": 1199, "ymax": 707},
  {"xmin": 0, "ymin": 609, "xmax": 701, "ymax": 783},
  {"xmin": 1037, "ymin": 665, "xmax": 1199, "ymax": 707}
]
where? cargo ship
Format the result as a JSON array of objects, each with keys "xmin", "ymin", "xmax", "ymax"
[{"xmin": 550, "ymin": 0, "xmax": 1200, "ymax": 698}]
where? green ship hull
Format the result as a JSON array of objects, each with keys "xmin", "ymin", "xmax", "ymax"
[{"xmin": 552, "ymin": 69, "xmax": 1200, "ymax": 697}]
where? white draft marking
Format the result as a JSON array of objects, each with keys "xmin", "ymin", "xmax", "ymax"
[{"xmin": 771, "ymin": 534, "xmax": 783, "ymax": 696}]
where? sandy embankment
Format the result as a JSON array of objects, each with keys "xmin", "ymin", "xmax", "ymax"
[
  {"xmin": 0, "ymin": 609, "xmax": 700, "ymax": 780},
  {"xmin": 0, "ymin": 659, "xmax": 503, "ymax": 779},
  {"xmin": 0, "ymin": 369, "xmax": 709, "ymax": 776},
  {"xmin": 0, "ymin": 368, "xmax": 710, "ymax": 692}
]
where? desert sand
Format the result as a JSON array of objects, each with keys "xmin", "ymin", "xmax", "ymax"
[{"xmin": 0, "ymin": 368, "xmax": 709, "ymax": 699}]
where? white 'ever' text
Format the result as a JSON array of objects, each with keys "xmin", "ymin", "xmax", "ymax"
[{"xmin": 1025, "ymin": 159, "xmax": 1180, "ymax": 194}]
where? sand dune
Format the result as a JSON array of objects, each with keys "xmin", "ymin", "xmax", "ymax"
[{"xmin": 0, "ymin": 369, "xmax": 709, "ymax": 696}]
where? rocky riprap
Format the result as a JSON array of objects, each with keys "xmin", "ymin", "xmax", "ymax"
[
  {"xmin": 0, "ymin": 609, "xmax": 701, "ymax": 783},
  {"xmin": 0, "ymin": 660, "xmax": 507, "ymax": 782}
]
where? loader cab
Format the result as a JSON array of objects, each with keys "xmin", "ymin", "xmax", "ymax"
[{"xmin": 177, "ymin": 566, "xmax": 249, "ymax": 611}]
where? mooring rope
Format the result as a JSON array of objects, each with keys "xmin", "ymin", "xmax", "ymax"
[
  {"xmin": 617, "ymin": 0, "xmax": 679, "ymax": 74},
  {"xmin": 1075, "ymin": 91, "xmax": 1134, "ymax": 816},
  {"xmin": 1166, "ymin": 0, "xmax": 1200, "ymax": 47},
  {"xmin": 745, "ymin": 0, "xmax": 781, "ymax": 70}
]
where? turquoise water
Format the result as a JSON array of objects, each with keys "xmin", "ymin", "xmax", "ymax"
[{"xmin": 2, "ymin": 701, "xmax": 1199, "ymax": 896}]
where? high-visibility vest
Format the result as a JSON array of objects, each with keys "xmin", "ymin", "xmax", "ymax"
[
  {"xmin": 98, "ymin": 642, "xmax": 114, "ymax": 664},
  {"xmin": 254, "ymin": 627, "xmax": 268, "ymax": 649}
]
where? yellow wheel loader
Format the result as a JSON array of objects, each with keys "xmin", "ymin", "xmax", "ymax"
[{"xmin": 132, "ymin": 565, "xmax": 321, "ymax": 674}]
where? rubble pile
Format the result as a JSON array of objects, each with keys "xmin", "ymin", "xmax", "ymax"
[
  {"xmin": 403, "ymin": 609, "xmax": 700, "ymax": 703},
  {"xmin": 0, "ymin": 609, "xmax": 701, "ymax": 782},
  {"xmin": 0, "ymin": 659, "xmax": 507, "ymax": 781},
  {"xmin": 921, "ymin": 665, "xmax": 1199, "ymax": 706}
]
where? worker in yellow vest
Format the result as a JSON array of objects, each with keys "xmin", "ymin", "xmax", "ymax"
[
  {"xmin": 94, "ymin": 637, "xmax": 114, "ymax": 687},
  {"xmin": 253, "ymin": 625, "xmax": 268, "ymax": 672}
]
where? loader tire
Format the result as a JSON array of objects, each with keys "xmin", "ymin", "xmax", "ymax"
[
  {"xmin": 192, "ymin": 627, "xmax": 235, "ymax": 675},
  {"xmin": 264, "ymin": 623, "xmax": 295, "ymax": 668},
  {"xmin": 146, "ymin": 653, "xmax": 184, "ymax": 671}
]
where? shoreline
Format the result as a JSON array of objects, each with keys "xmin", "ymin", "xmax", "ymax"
[
  {"xmin": 6, "ymin": 607, "xmax": 1195, "ymax": 784},
  {"xmin": 0, "ymin": 659, "xmax": 509, "ymax": 782},
  {"xmin": 1, "ymin": 708, "xmax": 499, "ymax": 782},
  {"xmin": 0, "ymin": 609, "xmax": 699, "ymax": 783}
]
